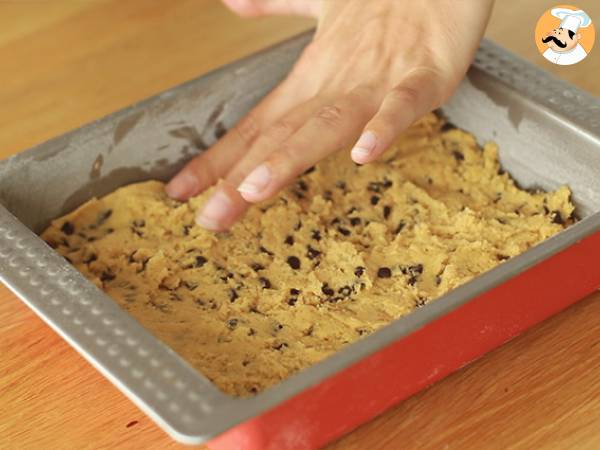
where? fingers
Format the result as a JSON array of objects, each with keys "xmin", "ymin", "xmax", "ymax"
[
  {"xmin": 350, "ymin": 67, "xmax": 444, "ymax": 164},
  {"xmin": 225, "ymin": 96, "xmax": 326, "ymax": 186},
  {"xmin": 221, "ymin": 0, "xmax": 321, "ymax": 18},
  {"xmin": 237, "ymin": 87, "xmax": 379, "ymax": 203},
  {"xmin": 195, "ymin": 97, "xmax": 325, "ymax": 230},
  {"xmin": 194, "ymin": 179, "xmax": 246, "ymax": 231},
  {"xmin": 165, "ymin": 78, "xmax": 299, "ymax": 201}
]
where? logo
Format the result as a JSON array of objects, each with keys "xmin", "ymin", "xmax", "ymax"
[{"xmin": 534, "ymin": 5, "xmax": 595, "ymax": 65}]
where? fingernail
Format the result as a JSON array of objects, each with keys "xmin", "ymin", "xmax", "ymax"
[
  {"xmin": 351, "ymin": 131, "xmax": 377, "ymax": 162},
  {"xmin": 165, "ymin": 172, "xmax": 199, "ymax": 200},
  {"xmin": 237, "ymin": 164, "xmax": 271, "ymax": 194},
  {"xmin": 196, "ymin": 190, "xmax": 232, "ymax": 230}
]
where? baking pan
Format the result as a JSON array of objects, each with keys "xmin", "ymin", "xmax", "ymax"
[{"xmin": 1, "ymin": 31, "xmax": 600, "ymax": 449}]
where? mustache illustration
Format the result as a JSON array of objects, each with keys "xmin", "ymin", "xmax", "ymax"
[{"xmin": 542, "ymin": 35, "xmax": 567, "ymax": 48}]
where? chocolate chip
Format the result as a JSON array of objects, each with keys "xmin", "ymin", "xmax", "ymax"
[
  {"xmin": 311, "ymin": 230, "xmax": 322, "ymax": 241},
  {"xmin": 294, "ymin": 221, "xmax": 302, "ymax": 231},
  {"xmin": 227, "ymin": 318, "xmax": 238, "ymax": 329},
  {"xmin": 306, "ymin": 246, "xmax": 321, "ymax": 260},
  {"xmin": 415, "ymin": 298, "xmax": 427, "ymax": 308},
  {"xmin": 498, "ymin": 168, "xmax": 505, "ymax": 175},
  {"xmin": 194, "ymin": 256, "xmax": 207, "ymax": 268},
  {"xmin": 347, "ymin": 207, "xmax": 358, "ymax": 214},
  {"xmin": 131, "ymin": 227, "xmax": 144, "ymax": 238},
  {"xmin": 338, "ymin": 286, "xmax": 352, "ymax": 297},
  {"xmin": 273, "ymin": 342, "xmax": 288, "ymax": 351},
  {"xmin": 496, "ymin": 254, "xmax": 510, "ymax": 261},
  {"xmin": 183, "ymin": 225, "xmax": 192, "ymax": 236},
  {"xmin": 84, "ymin": 254, "xmax": 97, "ymax": 264},
  {"xmin": 337, "ymin": 227, "xmax": 351, "ymax": 236},
  {"xmin": 251, "ymin": 263, "xmax": 264, "ymax": 272},
  {"xmin": 303, "ymin": 166, "xmax": 316, "ymax": 175},
  {"xmin": 287, "ymin": 298, "xmax": 297, "ymax": 306},
  {"xmin": 331, "ymin": 217, "xmax": 341, "ymax": 225},
  {"xmin": 259, "ymin": 246, "xmax": 274, "ymax": 256},
  {"xmin": 105, "ymin": 228, "xmax": 114, "ymax": 234},
  {"xmin": 229, "ymin": 289, "xmax": 239, "ymax": 302},
  {"xmin": 354, "ymin": 266, "xmax": 365, "ymax": 277},
  {"xmin": 377, "ymin": 267, "xmax": 392, "ymax": 278},
  {"xmin": 551, "ymin": 210, "xmax": 564, "ymax": 225},
  {"xmin": 100, "ymin": 271, "xmax": 116, "ymax": 282},
  {"xmin": 435, "ymin": 274, "xmax": 442, "ymax": 286},
  {"xmin": 323, "ymin": 190, "xmax": 333, "ymax": 200},
  {"xmin": 452, "ymin": 150, "xmax": 464, "ymax": 161},
  {"xmin": 394, "ymin": 221, "xmax": 406, "ymax": 234},
  {"xmin": 293, "ymin": 190, "xmax": 305, "ymax": 200},
  {"xmin": 367, "ymin": 182, "xmax": 382, "ymax": 193},
  {"xmin": 383, "ymin": 179, "xmax": 392, "ymax": 188},
  {"xmin": 321, "ymin": 283, "xmax": 334, "ymax": 296},
  {"xmin": 132, "ymin": 219, "xmax": 145, "ymax": 228},
  {"xmin": 383, "ymin": 205, "xmax": 392, "ymax": 219},
  {"xmin": 248, "ymin": 328, "xmax": 257, "ymax": 336},
  {"xmin": 284, "ymin": 235, "xmax": 294, "ymax": 245},
  {"xmin": 349, "ymin": 217, "xmax": 361, "ymax": 226},
  {"xmin": 290, "ymin": 288, "xmax": 301, "ymax": 296},
  {"xmin": 297, "ymin": 180, "xmax": 308, "ymax": 192},
  {"xmin": 96, "ymin": 209, "xmax": 113, "ymax": 226},
  {"xmin": 259, "ymin": 277, "xmax": 272, "ymax": 289},
  {"xmin": 370, "ymin": 195, "xmax": 380, "ymax": 205},
  {"xmin": 335, "ymin": 180, "xmax": 346, "ymax": 190},
  {"xmin": 287, "ymin": 256, "xmax": 301, "ymax": 270},
  {"xmin": 410, "ymin": 264, "xmax": 424, "ymax": 274},
  {"xmin": 60, "ymin": 222, "xmax": 75, "ymax": 236}
]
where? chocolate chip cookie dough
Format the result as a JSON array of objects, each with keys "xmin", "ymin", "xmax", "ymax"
[{"xmin": 42, "ymin": 113, "xmax": 575, "ymax": 397}]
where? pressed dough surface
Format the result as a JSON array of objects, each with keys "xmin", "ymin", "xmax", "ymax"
[{"xmin": 41, "ymin": 113, "xmax": 575, "ymax": 397}]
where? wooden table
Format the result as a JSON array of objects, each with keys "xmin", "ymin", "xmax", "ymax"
[{"xmin": 1, "ymin": 1, "xmax": 599, "ymax": 448}]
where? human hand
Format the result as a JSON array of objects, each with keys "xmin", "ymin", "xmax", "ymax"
[{"xmin": 166, "ymin": 0, "xmax": 494, "ymax": 231}]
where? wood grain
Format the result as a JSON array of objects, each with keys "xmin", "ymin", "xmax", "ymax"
[{"xmin": 1, "ymin": 1, "xmax": 599, "ymax": 449}]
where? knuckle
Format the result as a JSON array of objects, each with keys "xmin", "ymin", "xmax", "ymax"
[
  {"xmin": 390, "ymin": 84, "xmax": 421, "ymax": 106},
  {"xmin": 315, "ymin": 104, "xmax": 343, "ymax": 127},
  {"xmin": 234, "ymin": 113, "xmax": 260, "ymax": 144},
  {"xmin": 268, "ymin": 119, "xmax": 296, "ymax": 139}
]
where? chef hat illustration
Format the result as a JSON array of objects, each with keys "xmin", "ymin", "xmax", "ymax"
[{"xmin": 551, "ymin": 8, "xmax": 592, "ymax": 33}]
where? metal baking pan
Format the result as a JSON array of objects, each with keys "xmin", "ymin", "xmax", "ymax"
[{"xmin": 1, "ymin": 31, "xmax": 600, "ymax": 449}]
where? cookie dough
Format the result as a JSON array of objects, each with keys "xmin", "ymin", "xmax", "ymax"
[{"xmin": 42, "ymin": 113, "xmax": 575, "ymax": 397}]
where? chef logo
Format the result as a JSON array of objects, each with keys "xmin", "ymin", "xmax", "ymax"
[{"xmin": 535, "ymin": 5, "xmax": 595, "ymax": 65}]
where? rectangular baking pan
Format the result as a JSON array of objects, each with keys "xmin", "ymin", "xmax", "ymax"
[{"xmin": 1, "ymin": 31, "xmax": 600, "ymax": 449}]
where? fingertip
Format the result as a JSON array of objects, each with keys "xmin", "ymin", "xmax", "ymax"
[
  {"xmin": 165, "ymin": 171, "xmax": 199, "ymax": 200},
  {"xmin": 195, "ymin": 182, "xmax": 249, "ymax": 231},
  {"xmin": 350, "ymin": 130, "xmax": 379, "ymax": 164},
  {"xmin": 236, "ymin": 164, "xmax": 272, "ymax": 203},
  {"xmin": 195, "ymin": 188, "xmax": 234, "ymax": 231}
]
